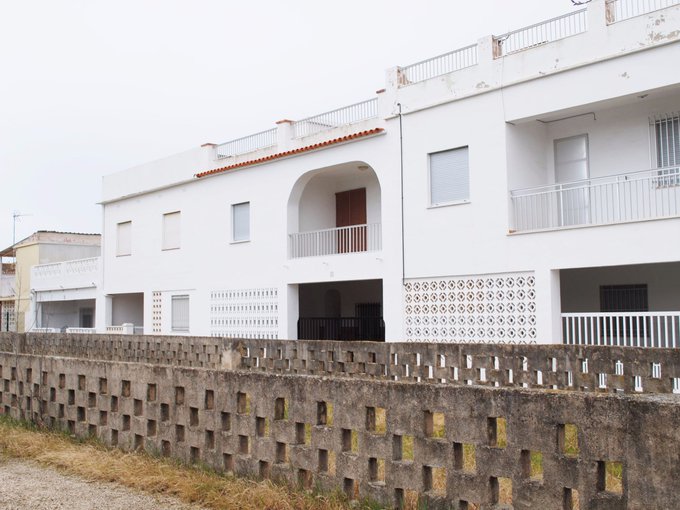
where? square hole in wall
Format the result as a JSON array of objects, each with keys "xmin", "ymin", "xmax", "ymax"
[
  {"xmin": 110, "ymin": 429, "xmax": 118, "ymax": 446},
  {"xmin": 237, "ymin": 392, "xmax": 250, "ymax": 414},
  {"xmin": 134, "ymin": 434, "xmax": 144, "ymax": 451},
  {"xmin": 563, "ymin": 487, "xmax": 580, "ymax": 510},
  {"xmin": 175, "ymin": 386, "xmax": 185, "ymax": 405},
  {"xmin": 77, "ymin": 375, "xmax": 85, "ymax": 391},
  {"xmin": 99, "ymin": 378, "xmax": 108, "ymax": 395},
  {"xmin": 190, "ymin": 407, "xmax": 199, "ymax": 427},
  {"xmin": 175, "ymin": 424, "xmax": 185, "ymax": 442},
  {"xmin": 121, "ymin": 380, "xmax": 131, "ymax": 398},
  {"xmin": 298, "ymin": 468, "xmax": 312, "ymax": 490},
  {"xmin": 458, "ymin": 500, "xmax": 480, "ymax": 510},
  {"xmin": 341, "ymin": 429, "xmax": 358, "ymax": 453},
  {"xmin": 122, "ymin": 414, "xmax": 130, "ymax": 431},
  {"xmin": 488, "ymin": 417, "xmax": 507, "ymax": 448},
  {"xmin": 205, "ymin": 389, "xmax": 214, "ymax": 410},
  {"xmin": 256, "ymin": 416, "xmax": 269, "ymax": 437},
  {"xmin": 317, "ymin": 401, "xmax": 333, "ymax": 427},
  {"xmin": 190, "ymin": 446, "xmax": 200, "ymax": 464},
  {"xmin": 521, "ymin": 450, "xmax": 543, "ymax": 480},
  {"xmin": 223, "ymin": 453, "xmax": 234, "ymax": 472},
  {"xmin": 88, "ymin": 392, "xmax": 96, "ymax": 408},
  {"xmin": 221, "ymin": 412, "xmax": 231, "ymax": 432},
  {"xmin": 146, "ymin": 419, "xmax": 157, "ymax": 437},
  {"xmin": 77, "ymin": 406, "xmax": 86, "ymax": 422},
  {"xmin": 276, "ymin": 442, "xmax": 288, "ymax": 464},
  {"xmin": 490, "ymin": 476, "xmax": 512, "ymax": 506},
  {"xmin": 205, "ymin": 430, "xmax": 215, "ymax": 450},
  {"xmin": 597, "ymin": 461, "xmax": 623, "ymax": 495},
  {"xmin": 49, "ymin": 387, "xmax": 56, "ymax": 402},
  {"xmin": 343, "ymin": 478, "xmax": 358, "ymax": 500},
  {"xmin": 160, "ymin": 403, "xmax": 170, "ymax": 422},
  {"xmin": 147, "ymin": 384, "xmax": 157, "ymax": 402},
  {"xmin": 161, "ymin": 440, "xmax": 171, "ymax": 457},
  {"xmin": 239, "ymin": 435, "xmax": 249, "ymax": 455},
  {"xmin": 58, "ymin": 404, "xmax": 65, "ymax": 419},
  {"xmin": 369, "ymin": 458, "xmax": 386, "ymax": 484},
  {"xmin": 99, "ymin": 410, "xmax": 108, "ymax": 426},
  {"xmin": 274, "ymin": 397, "xmax": 288, "ymax": 420},
  {"xmin": 110, "ymin": 395, "xmax": 118, "ymax": 413},
  {"xmin": 68, "ymin": 390, "xmax": 75, "ymax": 405},
  {"xmin": 424, "ymin": 411, "xmax": 445, "ymax": 439},
  {"xmin": 259, "ymin": 460, "xmax": 270, "ymax": 479},
  {"xmin": 134, "ymin": 399, "xmax": 143, "ymax": 417},
  {"xmin": 366, "ymin": 406, "xmax": 387, "ymax": 435},
  {"xmin": 454, "ymin": 442, "xmax": 476, "ymax": 473},
  {"xmin": 423, "ymin": 465, "xmax": 446, "ymax": 495},
  {"xmin": 88, "ymin": 424, "xmax": 97, "ymax": 437},
  {"xmin": 295, "ymin": 422, "xmax": 311, "ymax": 445},
  {"xmin": 392, "ymin": 434, "xmax": 415, "ymax": 462},
  {"xmin": 558, "ymin": 424, "xmax": 579, "ymax": 456}
]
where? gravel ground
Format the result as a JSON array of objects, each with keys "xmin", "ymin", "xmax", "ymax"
[{"xmin": 0, "ymin": 457, "xmax": 206, "ymax": 510}]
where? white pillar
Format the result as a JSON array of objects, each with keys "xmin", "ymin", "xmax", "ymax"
[
  {"xmin": 281, "ymin": 283, "xmax": 299, "ymax": 340},
  {"xmin": 534, "ymin": 268, "xmax": 562, "ymax": 344}
]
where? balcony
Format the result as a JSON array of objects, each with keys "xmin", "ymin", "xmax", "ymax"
[
  {"xmin": 289, "ymin": 223, "xmax": 382, "ymax": 259},
  {"xmin": 0, "ymin": 274, "xmax": 13, "ymax": 298},
  {"xmin": 563, "ymin": 311, "xmax": 680, "ymax": 348},
  {"xmin": 510, "ymin": 167, "xmax": 680, "ymax": 232},
  {"xmin": 31, "ymin": 257, "xmax": 100, "ymax": 292}
]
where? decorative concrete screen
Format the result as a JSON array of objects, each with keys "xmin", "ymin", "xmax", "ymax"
[
  {"xmin": 152, "ymin": 291, "xmax": 162, "ymax": 334},
  {"xmin": 404, "ymin": 272, "xmax": 537, "ymax": 343},
  {"xmin": 210, "ymin": 288, "xmax": 278, "ymax": 339}
]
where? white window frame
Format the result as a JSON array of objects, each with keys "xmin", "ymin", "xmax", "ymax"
[
  {"xmin": 428, "ymin": 146, "xmax": 470, "ymax": 207},
  {"xmin": 231, "ymin": 202, "xmax": 251, "ymax": 243},
  {"xmin": 162, "ymin": 211, "xmax": 181, "ymax": 251},
  {"xmin": 116, "ymin": 221, "xmax": 132, "ymax": 257},
  {"xmin": 651, "ymin": 112, "xmax": 680, "ymax": 187},
  {"xmin": 171, "ymin": 295, "xmax": 190, "ymax": 332}
]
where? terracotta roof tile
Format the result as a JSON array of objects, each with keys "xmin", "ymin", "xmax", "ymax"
[{"xmin": 195, "ymin": 128, "xmax": 384, "ymax": 179}]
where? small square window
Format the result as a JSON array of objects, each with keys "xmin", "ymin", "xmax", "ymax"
[
  {"xmin": 429, "ymin": 146, "xmax": 469, "ymax": 206},
  {"xmin": 171, "ymin": 295, "xmax": 189, "ymax": 332},
  {"xmin": 116, "ymin": 221, "xmax": 132, "ymax": 256},
  {"xmin": 162, "ymin": 211, "xmax": 181, "ymax": 250},
  {"xmin": 232, "ymin": 202, "xmax": 250, "ymax": 242}
]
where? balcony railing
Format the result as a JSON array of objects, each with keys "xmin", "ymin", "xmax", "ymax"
[
  {"xmin": 65, "ymin": 327, "xmax": 96, "ymax": 334},
  {"xmin": 292, "ymin": 99, "xmax": 378, "ymax": 139},
  {"xmin": 510, "ymin": 167, "xmax": 680, "ymax": 232},
  {"xmin": 606, "ymin": 0, "xmax": 680, "ymax": 23},
  {"xmin": 32, "ymin": 257, "xmax": 100, "ymax": 291},
  {"xmin": 563, "ymin": 312, "xmax": 680, "ymax": 348},
  {"xmin": 289, "ymin": 223, "xmax": 381, "ymax": 259},
  {"xmin": 493, "ymin": 9, "xmax": 588, "ymax": 57},
  {"xmin": 215, "ymin": 128, "xmax": 278, "ymax": 159},
  {"xmin": 400, "ymin": 45, "xmax": 478, "ymax": 85},
  {"xmin": 298, "ymin": 317, "xmax": 385, "ymax": 341}
]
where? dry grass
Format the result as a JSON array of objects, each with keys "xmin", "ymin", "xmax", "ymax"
[{"xmin": 0, "ymin": 416, "xmax": 380, "ymax": 510}]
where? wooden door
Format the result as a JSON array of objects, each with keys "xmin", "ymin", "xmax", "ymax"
[{"xmin": 336, "ymin": 188, "xmax": 367, "ymax": 253}]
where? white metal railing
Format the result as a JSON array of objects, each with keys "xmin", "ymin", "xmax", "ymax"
[
  {"xmin": 31, "ymin": 327, "xmax": 61, "ymax": 333},
  {"xmin": 65, "ymin": 327, "xmax": 96, "ymax": 334},
  {"xmin": 494, "ymin": 9, "xmax": 588, "ymax": 57},
  {"xmin": 215, "ymin": 128, "xmax": 278, "ymax": 159},
  {"xmin": 563, "ymin": 312, "xmax": 680, "ymax": 348},
  {"xmin": 293, "ymin": 99, "xmax": 378, "ymax": 139},
  {"xmin": 606, "ymin": 0, "xmax": 680, "ymax": 23},
  {"xmin": 289, "ymin": 223, "xmax": 381, "ymax": 259},
  {"xmin": 510, "ymin": 167, "xmax": 680, "ymax": 232},
  {"xmin": 400, "ymin": 45, "xmax": 478, "ymax": 85}
]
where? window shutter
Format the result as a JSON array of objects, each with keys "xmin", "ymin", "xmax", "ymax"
[
  {"xmin": 430, "ymin": 147, "xmax": 469, "ymax": 205},
  {"xmin": 232, "ymin": 202, "xmax": 250, "ymax": 241},
  {"xmin": 116, "ymin": 221, "xmax": 131, "ymax": 256},
  {"xmin": 171, "ymin": 295, "xmax": 190, "ymax": 331},
  {"xmin": 655, "ymin": 114, "xmax": 680, "ymax": 168},
  {"xmin": 163, "ymin": 212, "xmax": 181, "ymax": 250}
]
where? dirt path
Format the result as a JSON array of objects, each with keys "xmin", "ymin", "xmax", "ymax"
[{"xmin": 0, "ymin": 457, "xmax": 205, "ymax": 510}]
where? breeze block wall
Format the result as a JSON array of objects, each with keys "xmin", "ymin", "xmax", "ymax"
[{"xmin": 1, "ymin": 336, "xmax": 680, "ymax": 509}]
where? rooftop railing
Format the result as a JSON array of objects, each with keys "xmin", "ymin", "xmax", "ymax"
[
  {"xmin": 399, "ymin": 44, "xmax": 478, "ymax": 85},
  {"xmin": 215, "ymin": 128, "xmax": 277, "ymax": 159},
  {"xmin": 606, "ymin": 0, "xmax": 680, "ymax": 22},
  {"xmin": 292, "ymin": 98, "xmax": 378, "ymax": 139},
  {"xmin": 493, "ymin": 9, "xmax": 588, "ymax": 57}
]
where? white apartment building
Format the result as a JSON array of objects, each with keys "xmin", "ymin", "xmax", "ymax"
[{"xmin": 98, "ymin": 0, "xmax": 680, "ymax": 347}]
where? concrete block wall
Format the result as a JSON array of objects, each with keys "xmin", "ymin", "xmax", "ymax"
[{"xmin": 1, "ymin": 350, "xmax": 680, "ymax": 509}]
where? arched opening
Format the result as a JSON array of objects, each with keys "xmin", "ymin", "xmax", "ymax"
[{"xmin": 287, "ymin": 162, "xmax": 382, "ymax": 258}]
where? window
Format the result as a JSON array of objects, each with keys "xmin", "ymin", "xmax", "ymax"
[
  {"xmin": 653, "ymin": 113, "xmax": 680, "ymax": 186},
  {"xmin": 163, "ymin": 211, "xmax": 181, "ymax": 250},
  {"xmin": 232, "ymin": 202, "xmax": 250, "ymax": 242},
  {"xmin": 600, "ymin": 284, "xmax": 648, "ymax": 312},
  {"xmin": 116, "ymin": 221, "xmax": 131, "ymax": 256},
  {"xmin": 429, "ymin": 146, "xmax": 469, "ymax": 206},
  {"xmin": 171, "ymin": 295, "xmax": 189, "ymax": 332}
]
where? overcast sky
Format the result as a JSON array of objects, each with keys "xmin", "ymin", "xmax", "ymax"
[{"xmin": 0, "ymin": 0, "xmax": 578, "ymax": 249}]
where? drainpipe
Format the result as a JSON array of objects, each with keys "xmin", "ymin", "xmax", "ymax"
[{"xmin": 397, "ymin": 103, "xmax": 406, "ymax": 281}]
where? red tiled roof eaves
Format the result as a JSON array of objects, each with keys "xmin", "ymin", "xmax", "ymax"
[{"xmin": 194, "ymin": 128, "xmax": 384, "ymax": 179}]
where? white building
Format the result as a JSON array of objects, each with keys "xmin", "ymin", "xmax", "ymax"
[{"xmin": 98, "ymin": 0, "xmax": 680, "ymax": 347}]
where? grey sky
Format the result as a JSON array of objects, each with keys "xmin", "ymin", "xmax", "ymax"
[{"xmin": 0, "ymin": 0, "xmax": 577, "ymax": 248}]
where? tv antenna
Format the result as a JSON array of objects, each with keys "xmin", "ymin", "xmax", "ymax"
[{"xmin": 12, "ymin": 211, "xmax": 32, "ymax": 246}]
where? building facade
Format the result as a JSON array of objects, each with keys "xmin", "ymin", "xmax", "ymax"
[{"xmin": 98, "ymin": 0, "xmax": 680, "ymax": 346}]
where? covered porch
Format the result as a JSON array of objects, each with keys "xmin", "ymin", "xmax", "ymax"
[{"xmin": 560, "ymin": 262, "xmax": 680, "ymax": 347}]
